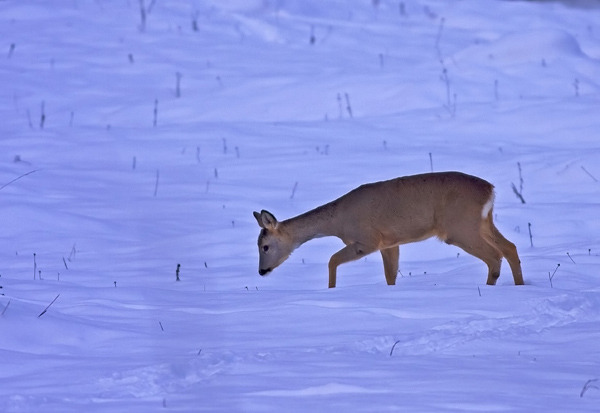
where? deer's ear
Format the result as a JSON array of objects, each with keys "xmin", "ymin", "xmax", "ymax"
[
  {"xmin": 254, "ymin": 210, "xmax": 278, "ymax": 230},
  {"xmin": 253, "ymin": 211, "xmax": 263, "ymax": 227}
]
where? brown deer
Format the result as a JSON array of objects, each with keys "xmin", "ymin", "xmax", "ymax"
[{"xmin": 253, "ymin": 172, "xmax": 524, "ymax": 288}]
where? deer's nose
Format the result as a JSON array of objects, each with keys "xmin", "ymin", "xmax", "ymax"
[{"xmin": 259, "ymin": 268, "xmax": 271, "ymax": 276}]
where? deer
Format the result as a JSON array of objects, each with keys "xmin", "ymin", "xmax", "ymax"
[{"xmin": 253, "ymin": 171, "xmax": 524, "ymax": 288}]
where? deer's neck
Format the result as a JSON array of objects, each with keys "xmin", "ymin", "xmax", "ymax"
[{"xmin": 282, "ymin": 201, "xmax": 339, "ymax": 247}]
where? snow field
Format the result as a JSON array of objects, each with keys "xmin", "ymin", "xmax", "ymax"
[{"xmin": 1, "ymin": 0, "xmax": 600, "ymax": 411}]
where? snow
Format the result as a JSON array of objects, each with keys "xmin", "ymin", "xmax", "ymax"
[{"xmin": 1, "ymin": 0, "xmax": 599, "ymax": 411}]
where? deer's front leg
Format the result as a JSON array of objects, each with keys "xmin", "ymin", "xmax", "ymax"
[
  {"xmin": 380, "ymin": 245, "xmax": 399, "ymax": 285},
  {"xmin": 328, "ymin": 242, "xmax": 375, "ymax": 288}
]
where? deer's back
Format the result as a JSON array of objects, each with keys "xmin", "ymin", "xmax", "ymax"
[{"xmin": 333, "ymin": 172, "xmax": 494, "ymax": 244}]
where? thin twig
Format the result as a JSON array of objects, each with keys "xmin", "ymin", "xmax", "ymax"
[
  {"xmin": 548, "ymin": 263, "xmax": 560, "ymax": 288},
  {"xmin": 0, "ymin": 170, "xmax": 39, "ymax": 191},
  {"xmin": 38, "ymin": 294, "xmax": 60, "ymax": 318},
  {"xmin": 511, "ymin": 163, "xmax": 525, "ymax": 204},
  {"xmin": 517, "ymin": 162, "xmax": 524, "ymax": 194},
  {"xmin": 1, "ymin": 300, "xmax": 11, "ymax": 316},
  {"xmin": 511, "ymin": 183, "xmax": 526, "ymax": 204},
  {"xmin": 153, "ymin": 99, "xmax": 158, "ymax": 127},
  {"xmin": 434, "ymin": 18, "xmax": 445, "ymax": 60},
  {"xmin": 290, "ymin": 182, "xmax": 298, "ymax": 199},
  {"xmin": 153, "ymin": 169, "xmax": 159, "ymax": 197},
  {"xmin": 580, "ymin": 378, "xmax": 599, "ymax": 398},
  {"xmin": 581, "ymin": 166, "xmax": 598, "ymax": 182},
  {"xmin": 389, "ymin": 340, "xmax": 401, "ymax": 356},
  {"xmin": 345, "ymin": 93, "xmax": 353, "ymax": 118}
]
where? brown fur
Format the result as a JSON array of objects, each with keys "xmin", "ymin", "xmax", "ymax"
[{"xmin": 254, "ymin": 171, "xmax": 524, "ymax": 288}]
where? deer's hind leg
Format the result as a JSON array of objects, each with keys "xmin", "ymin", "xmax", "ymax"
[
  {"xmin": 444, "ymin": 223, "xmax": 504, "ymax": 285},
  {"xmin": 483, "ymin": 220, "xmax": 524, "ymax": 285},
  {"xmin": 381, "ymin": 246, "xmax": 399, "ymax": 286}
]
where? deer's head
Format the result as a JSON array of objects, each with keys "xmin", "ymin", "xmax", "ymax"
[{"xmin": 253, "ymin": 210, "xmax": 294, "ymax": 276}]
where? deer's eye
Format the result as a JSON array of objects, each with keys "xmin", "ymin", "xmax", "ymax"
[{"xmin": 263, "ymin": 245, "xmax": 269, "ymax": 253}]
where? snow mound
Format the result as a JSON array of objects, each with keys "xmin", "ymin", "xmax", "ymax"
[
  {"xmin": 249, "ymin": 382, "xmax": 386, "ymax": 397},
  {"xmin": 456, "ymin": 29, "xmax": 585, "ymax": 65}
]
